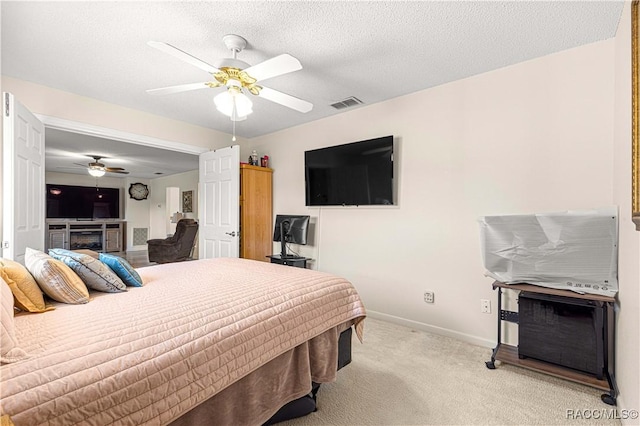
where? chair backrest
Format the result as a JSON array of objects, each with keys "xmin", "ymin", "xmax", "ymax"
[{"xmin": 174, "ymin": 219, "xmax": 199, "ymax": 258}]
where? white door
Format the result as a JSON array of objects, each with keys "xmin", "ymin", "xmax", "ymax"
[
  {"xmin": 2, "ymin": 92, "xmax": 45, "ymax": 263},
  {"xmin": 198, "ymin": 145, "xmax": 240, "ymax": 259}
]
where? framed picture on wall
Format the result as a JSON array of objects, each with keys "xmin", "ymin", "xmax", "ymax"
[{"xmin": 182, "ymin": 190, "xmax": 193, "ymax": 213}]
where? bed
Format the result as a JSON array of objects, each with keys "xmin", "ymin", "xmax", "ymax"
[{"xmin": 0, "ymin": 256, "xmax": 366, "ymax": 425}]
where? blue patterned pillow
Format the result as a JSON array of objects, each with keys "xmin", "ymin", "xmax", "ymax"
[
  {"xmin": 48, "ymin": 249, "xmax": 126, "ymax": 293},
  {"xmin": 99, "ymin": 253, "xmax": 143, "ymax": 287}
]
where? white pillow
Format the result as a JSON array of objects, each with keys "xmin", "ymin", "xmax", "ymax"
[{"xmin": 1, "ymin": 276, "xmax": 29, "ymax": 363}]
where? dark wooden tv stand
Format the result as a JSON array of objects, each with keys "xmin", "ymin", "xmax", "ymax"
[{"xmin": 486, "ymin": 281, "xmax": 617, "ymax": 405}]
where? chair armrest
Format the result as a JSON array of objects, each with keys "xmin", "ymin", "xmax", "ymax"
[{"xmin": 147, "ymin": 239, "xmax": 175, "ymax": 246}]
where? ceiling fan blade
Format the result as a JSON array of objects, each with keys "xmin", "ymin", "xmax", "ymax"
[
  {"xmin": 258, "ymin": 86, "xmax": 313, "ymax": 113},
  {"xmin": 244, "ymin": 54, "xmax": 302, "ymax": 82},
  {"xmin": 146, "ymin": 82, "xmax": 212, "ymax": 96},
  {"xmin": 148, "ymin": 41, "xmax": 220, "ymax": 74},
  {"xmin": 107, "ymin": 170, "xmax": 130, "ymax": 175},
  {"xmin": 105, "ymin": 167, "xmax": 125, "ymax": 171},
  {"xmin": 73, "ymin": 163, "xmax": 87, "ymax": 167}
]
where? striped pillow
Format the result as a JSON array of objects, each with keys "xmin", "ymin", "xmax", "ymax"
[
  {"xmin": 49, "ymin": 249, "xmax": 126, "ymax": 293},
  {"xmin": 24, "ymin": 248, "xmax": 89, "ymax": 304}
]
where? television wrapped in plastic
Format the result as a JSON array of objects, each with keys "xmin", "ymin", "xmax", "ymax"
[{"xmin": 478, "ymin": 206, "xmax": 618, "ymax": 297}]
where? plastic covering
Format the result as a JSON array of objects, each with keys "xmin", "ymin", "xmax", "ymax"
[{"xmin": 478, "ymin": 206, "xmax": 618, "ymax": 296}]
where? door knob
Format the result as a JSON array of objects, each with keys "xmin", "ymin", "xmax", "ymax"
[{"xmin": 225, "ymin": 231, "xmax": 237, "ymax": 237}]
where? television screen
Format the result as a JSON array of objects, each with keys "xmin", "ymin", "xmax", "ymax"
[
  {"xmin": 46, "ymin": 184, "xmax": 121, "ymax": 219},
  {"xmin": 305, "ymin": 135, "xmax": 394, "ymax": 206}
]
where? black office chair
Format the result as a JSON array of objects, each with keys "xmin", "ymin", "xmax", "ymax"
[{"xmin": 147, "ymin": 219, "xmax": 198, "ymax": 264}]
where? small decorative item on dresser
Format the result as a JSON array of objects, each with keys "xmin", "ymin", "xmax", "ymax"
[
  {"xmin": 261, "ymin": 156, "xmax": 269, "ymax": 167},
  {"xmin": 250, "ymin": 150, "xmax": 259, "ymax": 166}
]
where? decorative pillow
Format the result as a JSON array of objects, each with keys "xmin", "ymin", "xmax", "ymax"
[
  {"xmin": 1, "ymin": 276, "xmax": 29, "ymax": 363},
  {"xmin": 24, "ymin": 248, "xmax": 89, "ymax": 304},
  {"xmin": 0, "ymin": 415, "xmax": 15, "ymax": 426},
  {"xmin": 49, "ymin": 249, "xmax": 126, "ymax": 293},
  {"xmin": 0, "ymin": 258, "xmax": 52, "ymax": 313},
  {"xmin": 72, "ymin": 249, "xmax": 100, "ymax": 259},
  {"xmin": 99, "ymin": 253, "xmax": 143, "ymax": 287}
]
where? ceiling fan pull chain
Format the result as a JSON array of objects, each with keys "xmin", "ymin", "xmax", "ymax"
[{"xmin": 232, "ymin": 119, "xmax": 237, "ymax": 142}]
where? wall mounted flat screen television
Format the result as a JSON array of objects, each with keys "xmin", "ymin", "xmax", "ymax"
[
  {"xmin": 305, "ymin": 135, "xmax": 394, "ymax": 206},
  {"xmin": 46, "ymin": 184, "xmax": 121, "ymax": 219}
]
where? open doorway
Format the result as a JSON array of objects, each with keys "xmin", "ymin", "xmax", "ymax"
[{"xmin": 40, "ymin": 116, "xmax": 206, "ymax": 253}]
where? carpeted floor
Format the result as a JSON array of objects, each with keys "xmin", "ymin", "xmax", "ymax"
[{"xmin": 283, "ymin": 318, "xmax": 621, "ymax": 426}]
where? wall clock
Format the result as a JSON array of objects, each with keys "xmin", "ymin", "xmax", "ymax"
[{"xmin": 128, "ymin": 183, "xmax": 149, "ymax": 200}]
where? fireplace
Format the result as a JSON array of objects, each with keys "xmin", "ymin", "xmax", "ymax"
[{"xmin": 69, "ymin": 230, "xmax": 103, "ymax": 251}]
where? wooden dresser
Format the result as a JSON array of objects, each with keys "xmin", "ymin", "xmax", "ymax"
[{"xmin": 240, "ymin": 164, "xmax": 273, "ymax": 261}]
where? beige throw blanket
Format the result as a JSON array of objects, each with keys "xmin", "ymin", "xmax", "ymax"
[{"xmin": 0, "ymin": 258, "xmax": 366, "ymax": 425}]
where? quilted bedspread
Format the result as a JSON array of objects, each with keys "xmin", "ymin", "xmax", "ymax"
[{"xmin": 0, "ymin": 258, "xmax": 366, "ymax": 425}]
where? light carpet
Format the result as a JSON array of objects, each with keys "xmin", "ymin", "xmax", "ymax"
[{"xmin": 283, "ymin": 318, "xmax": 621, "ymax": 425}]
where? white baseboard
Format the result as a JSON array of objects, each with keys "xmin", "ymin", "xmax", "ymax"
[
  {"xmin": 618, "ymin": 395, "xmax": 636, "ymax": 425},
  {"xmin": 366, "ymin": 310, "xmax": 495, "ymax": 349}
]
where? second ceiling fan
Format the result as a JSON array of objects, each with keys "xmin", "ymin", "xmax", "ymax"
[
  {"xmin": 76, "ymin": 156, "xmax": 129, "ymax": 177},
  {"xmin": 146, "ymin": 34, "xmax": 313, "ymax": 121}
]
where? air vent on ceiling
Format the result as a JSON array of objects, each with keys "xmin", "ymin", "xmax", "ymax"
[{"xmin": 330, "ymin": 96, "xmax": 363, "ymax": 110}]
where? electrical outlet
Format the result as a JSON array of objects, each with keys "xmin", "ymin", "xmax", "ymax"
[
  {"xmin": 481, "ymin": 299, "xmax": 491, "ymax": 314},
  {"xmin": 424, "ymin": 291, "xmax": 435, "ymax": 304}
]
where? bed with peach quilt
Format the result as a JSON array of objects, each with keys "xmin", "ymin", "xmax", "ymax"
[{"xmin": 0, "ymin": 257, "xmax": 366, "ymax": 425}]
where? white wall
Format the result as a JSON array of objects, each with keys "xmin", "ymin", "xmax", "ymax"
[
  {"xmin": 148, "ymin": 170, "xmax": 198, "ymax": 240},
  {"xmin": 612, "ymin": 1, "xmax": 640, "ymax": 418},
  {"xmin": 123, "ymin": 178, "xmax": 152, "ymax": 252},
  {"xmin": 0, "ymin": 76, "xmax": 245, "ymax": 150},
  {"xmin": 249, "ymin": 40, "xmax": 615, "ymax": 348},
  {"xmin": 46, "ymin": 172, "xmax": 125, "ymax": 192},
  {"xmin": 250, "ymin": 34, "xmax": 640, "ymax": 414}
]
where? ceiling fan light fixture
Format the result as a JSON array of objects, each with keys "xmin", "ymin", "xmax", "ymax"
[
  {"xmin": 88, "ymin": 167, "xmax": 106, "ymax": 177},
  {"xmin": 147, "ymin": 35, "xmax": 313, "ymax": 116},
  {"xmin": 214, "ymin": 87, "xmax": 253, "ymax": 121},
  {"xmin": 226, "ymin": 78, "xmax": 241, "ymax": 88}
]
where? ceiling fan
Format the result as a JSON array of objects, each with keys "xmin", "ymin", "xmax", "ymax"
[
  {"xmin": 74, "ymin": 156, "xmax": 130, "ymax": 177},
  {"xmin": 146, "ymin": 34, "xmax": 313, "ymax": 122}
]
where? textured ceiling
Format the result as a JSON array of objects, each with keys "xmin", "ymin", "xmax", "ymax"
[{"xmin": 0, "ymin": 1, "xmax": 624, "ymax": 178}]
